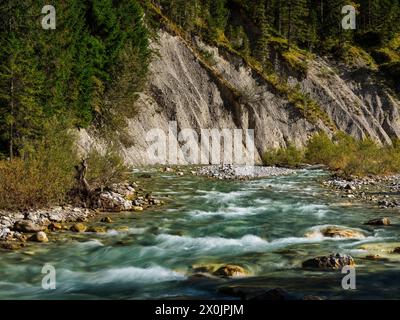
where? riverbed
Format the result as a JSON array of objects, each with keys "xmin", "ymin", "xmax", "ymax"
[{"xmin": 1, "ymin": 169, "xmax": 400, "ymax": 299}]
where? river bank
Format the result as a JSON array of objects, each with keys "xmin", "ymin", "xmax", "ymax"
[
  {"xmin": 0, "ymin": 179, "xmax": 164, "ymax": 250},
  {"xmin": 323, "ymin": 174, "xmax": 400, "ymax": 211}
]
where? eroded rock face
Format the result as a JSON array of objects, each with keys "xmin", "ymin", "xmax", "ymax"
[
  {"xmin": 77, "ymin": 30, "xmax": 400, "ymax": 166},
  {"xmin": 302, "ymin": 253, "xmax": 355, "ymax": 270}
]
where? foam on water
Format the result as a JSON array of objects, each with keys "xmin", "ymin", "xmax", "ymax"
[
  {"xmin": 189, "ymin": 205, "xmax": 265, "ymax": 219},
  {"xmin": 59, "ymin": 266, "xmax": 187, "ymax": 286}
]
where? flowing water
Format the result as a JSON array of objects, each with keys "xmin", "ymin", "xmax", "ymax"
[{"xmin": 1, "ymin": 169, "xmax": 400, "ymax": 299}]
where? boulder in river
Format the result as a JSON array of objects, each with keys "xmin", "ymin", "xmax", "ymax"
[
  {"xmin": 365, "ymin": 218, "xmax": 391, "ymax": 226},
  {"xmin": 101, "ymin": 216, "xmax": 113, "ymax": 223},
  {"xmin": 70, "ymin": 223, "xmax": 87, "ymax": 233},
  {"xmin": 48, "ymin": 222, "xmax": 63, "ymax": 231},
  {"xmin": 306, "ymin": 226, "xmax": 365, "ymax": 239},
  {"xmin": 302, "ymin": 253, "xmax": 355, "ymax": 270},
  {"xmin": 87, "ymin": 226, "xmax": 107, "ymax": 233},
  {"xmin": 31, "ymin": 231, "xmax": 49, "ymax": 243},
  {"xmin": 212, "ymin": 265, "xmax": 247, "ymax": 278},
  {"xmin": 13, "ymin": 220, "xmax": 44, "ymax": 233}
]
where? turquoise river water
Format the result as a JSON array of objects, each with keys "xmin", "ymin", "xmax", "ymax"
[{"xmin": 1, "ymin": 169, "xmax": 400, "ymax": 299}]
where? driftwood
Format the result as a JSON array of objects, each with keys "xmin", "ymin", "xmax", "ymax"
[{"xmin": 73, "ymin": 159, "xmax": 92, "ymax": 207}]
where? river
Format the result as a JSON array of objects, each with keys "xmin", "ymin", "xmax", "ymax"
[{"xmin": 1, "ymin": 169, "xmax": 400, "ymax": 299}]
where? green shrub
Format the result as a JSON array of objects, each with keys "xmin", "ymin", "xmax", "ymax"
[
  {"xmin": 86, "ymin": 146, "xmax": 131, "ymax": 192},
  {"xmin": 0, "ymin": 128, "xmax": 77, "ymax": 211},
  {"xmin": 263, "ymin": 132, "xmax": 400, "ymax": 177},
  {"xmin": 263, "ymin": 143, "xmax": 304, "ymax": 168},
  {"xmin": 305, "ymin": 132, "xmax": 335, "ymax": 165}
]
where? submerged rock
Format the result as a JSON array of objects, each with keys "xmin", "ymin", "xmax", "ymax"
[
  {"xmin": 101, "ymin": 216, "xmax": 113, "ymax": 223},
  {"xmin": 365, "ymin": 218, "xmax": 391, "ymax": 226},
  {"xmin": 302, "ymin": 253, "xmax": 355, "ymax": 270},
  {"xmin": 364, "ymin": 255, "xmax": 389, "ymax": 262},
  {"xmin": 87, "ymin": 226, "xmax": 107, "ymax": 233},
  {"xmin": 0, "ymin": 242, "xmax": 24, "ymax": 250},
  {"xmin": 71, "ymin": 223, "xmax": 87, "ymax": 233}
]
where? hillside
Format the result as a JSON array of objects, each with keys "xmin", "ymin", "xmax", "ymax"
[{"xmin": 79, "ymin": 28, "xmax": 400, "ymax": 164}]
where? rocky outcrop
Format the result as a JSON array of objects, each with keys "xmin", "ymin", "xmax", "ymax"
[
  {"xmin": 77, "ymin": 30, "xmax": 400, "ymax": 166},
  {"xmin": 302, "ymin": 253, "xmax": 355, "ymax": 270}
]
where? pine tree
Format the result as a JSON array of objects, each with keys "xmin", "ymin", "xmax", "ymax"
[{"xmin": 0, "ymin": 2, "xmax": 45, "ymax": 159}]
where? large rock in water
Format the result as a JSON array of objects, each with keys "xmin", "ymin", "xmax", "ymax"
[
  {"xmin": 31, "ymin": 231, "xmax": 49, "ymax": 243},
  {"xmin": 212, "ymin": 265, "xmax": 247, "ymax": 278},
  {"xmin": 70, "ymin": 223, "xmax": 87, "ymax": 233},
  {"xmin": 302, "ymin": 253, "xmax": 355, "ymax": 270},
  {"xmin": 306, "ymin": 226, "xmax": 365, "ymax": 239},
  {"xmin": 13, "ymin": 220, "xmax": 44, "ymax": 233},
  {"xmin": 365, "ymin": 218, "xmax": 391, "ymax": 226}
]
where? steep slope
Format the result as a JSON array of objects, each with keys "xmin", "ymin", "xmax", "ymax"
[{"xmin": 78, "ymin": 30, "xmax": 400, "ymax": 165}]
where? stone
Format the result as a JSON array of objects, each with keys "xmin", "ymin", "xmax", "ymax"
[
  {"xmin": 31, "ymin": 231, "xmax": 49, "ymax": 243},
  {"xmin": 138, "ymin": 173, "xmax": 152, "ymax": 178},
  {"xmin": 314, "ymin": 226, "xmax": 365, "ymax": 239},
  {"xmin": 71, "ymin": 223, "xmax": 87, "ymax": 233},
  {"xmin": 365, "ymin": 255, "xmax": 389, "ymax": 262},
  {"xmin": 98, "ymin": 192, "xmax": 133, "ymax": 212},
  {"xmin": 302, "ymin": 253, "xmax": 355, "ymax": 270},
  {"xmin": 365, "ymin": 218, "xmax": 391, "ymax": 226},
  {"xmin": 212, "ymin": 265, "xmax": 247, "ymax": 278},
  {"xmin": 0, "ymin": 228, "xmax": 12, "ymax": 240},
  {"xmin": 133, "ymin": 206, "xmax": 144, "ymax": 212},
  {"xmin": 0, "ymin": 242, "xmax": 24, "ymax": 250},
  {"xmin": 48, "ymin": 222, "xmax": 63, "ymax": 231},
  {"xmin": 87, "ymin": 226, "xmax": 107, "ymax": 233},
  {"xmin": 101, "ymin": 216, "xmax": 113, "ymax": 223},
  {"xmin": 13, "ymin": 220, "xmax": 44, "ymax": 233},
  {"xmin": 392, "ymin": 247, "xmax": 400, "ymax": 254}
]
